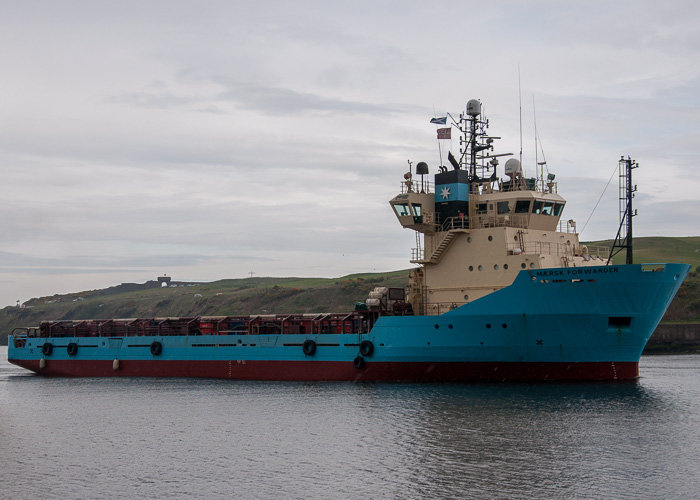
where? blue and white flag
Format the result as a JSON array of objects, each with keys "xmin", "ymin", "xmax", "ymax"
[{"xmin": 430, "ymin": 116, "xmax": 447, "ymax": 125}]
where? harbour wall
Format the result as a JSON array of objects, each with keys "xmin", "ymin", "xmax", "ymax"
[{"xmin": 648, "ymin": 323, "xmax": 700, "ymax": 345}]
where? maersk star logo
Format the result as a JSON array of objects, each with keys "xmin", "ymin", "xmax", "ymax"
[{"xmin": 440, "ymin": 186, "xmax": 451, "ymax": 200}]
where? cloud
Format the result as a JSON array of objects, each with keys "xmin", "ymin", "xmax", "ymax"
[
  {"xmin": 1, "ymin": 0, "xmax": 699, "ymax": 307},
  {"xmin": 109, "ymin": 78, "xmax": 409, "ymax": 117}
]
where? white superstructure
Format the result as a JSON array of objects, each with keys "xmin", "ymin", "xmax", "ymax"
[{"xmin": 390, "ymin": 100, "xmax": 608, "ymax": 315}]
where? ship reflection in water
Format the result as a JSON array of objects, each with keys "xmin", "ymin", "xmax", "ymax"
[{"xmin": 2, "ymin": 350, "xmax": 699, "ymax": 500}]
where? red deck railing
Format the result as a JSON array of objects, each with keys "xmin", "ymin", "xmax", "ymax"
[{"xmin": 13, "ymin": 311, "xmax": 380, "ymax": 341}]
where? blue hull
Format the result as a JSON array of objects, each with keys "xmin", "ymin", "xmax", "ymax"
[{"xmin": 8, "ymin": 264, "xmax": 690, "ymax": 381}]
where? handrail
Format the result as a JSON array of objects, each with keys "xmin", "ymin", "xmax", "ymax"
[
  {"xmin": 29, "ymin": 312, "xmax": 379, "ymax": 339},
  {"xmin": 399, "ymin": 181, "xmax": 433, "ymax": 194}
]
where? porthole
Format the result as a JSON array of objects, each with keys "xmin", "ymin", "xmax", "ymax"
[
  {"xmin": 521, "ymin": 263, "xmax": 526, "ymax": 269},
  {"xmin": 504, "ymin": 264, "xmax": 509, "ymax": 270},
  {"xmin": 434, "ymin": 324, "xmax": 439, "ymax": 329},
  {"xmin": 464, "ymin": 295, "xmax": 469, "ymax": 301},
  {"xmin": 486, "ymin": 323, "xmax": 492, "ymax": 329},
  {"xmin": 478, "ymin": 265, "xmax": 483, "ymax": 271},
  {"xmin": 448, "ymin": 324, "xmax": 453, "ymax": 329},
  {"xmin": 467, "ymin": 237, "xmax": 472, "ymax": 243},
  {"xmin": 514, "ymin": 236, "xmax": 518, "ymax": 241},
  {"xmin": 469, "ymin": 266, "xmax": 474, "ymax": 271},
  {"xmin": 502, "ymin": 324, "xmax": 508, "ymax": 329},
  {"xmin": 488, "ymin": 235, "xmax": 493, "ymax": 241},
  {"xmin": 494, "ymin": 264, "xmax": 499, "ymax": 270},
  {"xmin": 530, "ymin": 262, "xmax": 536, "ymax": 268}
]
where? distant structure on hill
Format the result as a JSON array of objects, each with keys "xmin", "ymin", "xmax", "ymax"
[
  {"xmin": 20, "ymin": 275, "xmax": 208, "ymax": 307},
  {"xmin": 104, "ymin": 275, "xmax": 204, "ymax": 296}
]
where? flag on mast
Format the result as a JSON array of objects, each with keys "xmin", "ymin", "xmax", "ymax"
[
  {"xmin": 430, "ymin": 117, "xmax": 447, "ymax": 125},
  {"xmin": 437, "ymin": 128, "xmax": 451, "ymax": 140}
]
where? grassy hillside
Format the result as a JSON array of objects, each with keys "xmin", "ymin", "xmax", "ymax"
[
  {"xmin": 585, "ymin": 236, "xmax": 700, "ymax": 323},
  {"xmin": 0, "ymin": 270, "xmax": 411, "ymax": 344},
  {"xmin": 3, "ymin": 237, "xmax": 700, "ymax": 345},
  {"xmin": 587, "ymin": 236, "xmax": 700, "ymax": 269}
]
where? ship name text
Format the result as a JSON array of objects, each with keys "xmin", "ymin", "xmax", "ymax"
[{"xmin": 536, "ymin": 267, "xmax": 620, "ymax": 278}]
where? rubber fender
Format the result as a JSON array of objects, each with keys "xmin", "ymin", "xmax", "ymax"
[
  {"xmin": 353, "ymin": 356, "xmax": 365, "ymax": 369},
  {"xmin": 150, "ymin": 341, "xmax": 163, "ymax": 356},
  {"xmin": 359, "ymin": 340, "xmax": 374, "ymax": 357},
  {"xmin": 42, "ymin": 342, "xmax": 53, "ymax": 356},
  {"xmin": 67, "ymin": 342, "xmax": 78, "ymax": 357},
  {"xmin": 302, "ymin": 339, "xmax": 317, "ymax": 356}
]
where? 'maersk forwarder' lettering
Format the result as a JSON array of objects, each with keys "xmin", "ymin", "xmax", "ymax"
[{"xmin": 535, "ymin": 267, "xmax": 620, "ymax": 278}]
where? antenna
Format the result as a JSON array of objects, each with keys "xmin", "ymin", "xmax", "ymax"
[
  {"xmin": 532, "ymin": 95, "xmax": 550, "ymax": 191},
  {"xmin": 534, "ymin": 94, "xmax": 538, "ymax": 188},
  {"xmin": 433, "ymin": 106, "xmax": 445, "ymax": 167},
  {"xmin": 518, "ymin": 64, "xmax": 523, "ymax": 167}
]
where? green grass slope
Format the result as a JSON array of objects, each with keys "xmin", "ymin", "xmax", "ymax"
[
  {"xmin": 585, "ymin": 236, "xmax": 700, "ymax": 323},
  {"xmin": 586, "ymin": 236, "xmax": 700, "ymax": 269}
]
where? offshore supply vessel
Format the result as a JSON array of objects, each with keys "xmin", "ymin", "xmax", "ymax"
[{"xmin": 8, "ymin": 100, "xmax": 689, "ymax": 381}]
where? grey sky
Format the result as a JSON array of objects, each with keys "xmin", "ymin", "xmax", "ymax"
[{"xmin": 1, "ymin": 1, "xmax": 699, "ymax": 306}]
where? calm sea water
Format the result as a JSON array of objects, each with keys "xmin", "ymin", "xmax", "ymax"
[{"xmin": 2, "ymin": 348, "xmax": 700, "ymax": 500}]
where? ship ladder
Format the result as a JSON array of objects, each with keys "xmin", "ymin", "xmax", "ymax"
[
  {"xmin": 430, "ymin": 232, "xmax": 456, "ymax": 263},
  {"xmin": 517, "ymin": 229, "xmax": 525, "ymax": 253}
]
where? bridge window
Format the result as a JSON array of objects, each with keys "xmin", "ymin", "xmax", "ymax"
[
  {"xmin": 515, "ymin": 200, "xmax": 531, "ymax": 213},
  {"xmin": 542, "ymin": 202, "xmax": 554, "ymax": 215},
  {"xmin": 532, "ymin": 200, "xmax": 544, "ymax": 214},
  {"xmin": 394, "ymin": 203, "xmax": 410, "ymax": 216},
  {"xmin": 477, "ymin": 203, "xmax": 488, "ymax": 214},
  {"xmin": 553, "ymin": 203, "xmax": 564, "ymax": 216},
  {"xmin": 497, "ymin": 201, "xmax": 510, "ymax": 214},
  {"xmin": 411, "ymin": 203, "xmax": 422, "ymax": 217}
]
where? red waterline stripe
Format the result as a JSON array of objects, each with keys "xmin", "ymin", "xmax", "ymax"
[{"xmin": 10, "ymin": 358, "xmax": 639, "ymax": 381}]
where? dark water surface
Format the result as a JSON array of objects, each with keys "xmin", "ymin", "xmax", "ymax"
[{"xmin": 2, "ymin": 348, "xmax": 699, "ymax": 500}]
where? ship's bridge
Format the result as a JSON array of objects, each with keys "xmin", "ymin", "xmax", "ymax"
[
  {"xmin": 471, "ymin": 189, "xmax": 566, "ymax": 232},
  {"xmin": 390, "ymin": 163, "xmax": 436, "ymax": 233},
  {"xmin": 390, "ymin": 172, "xmax": 566, "ymax": 233}
]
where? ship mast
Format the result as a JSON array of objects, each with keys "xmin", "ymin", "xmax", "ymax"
[
  {"xmin": 457, "ymin": 100, "xmax": 510, "ymax": 188},
  {"xmin": 608, "ymin": 156, "xmax": 638, "ymax": 265}
]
